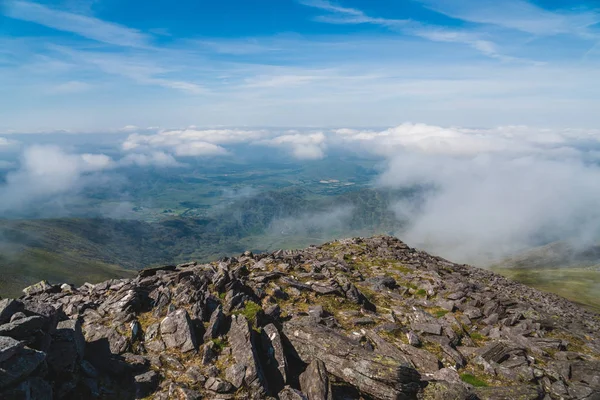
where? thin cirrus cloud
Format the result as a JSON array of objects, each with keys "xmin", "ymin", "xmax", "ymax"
[
  {"xmin": 296, "ymin": 0, "xmax": 520, "ymax": 62},
  {"xmin": 4, "ymin": 1, "xmax": 149, "ymax": 47},
  {"xmin": 416, "ymin": 0, "xmax": 600, "ymax": 37}
]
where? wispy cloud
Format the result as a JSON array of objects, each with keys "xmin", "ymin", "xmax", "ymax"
[
  {"xmin": 417, "ymin": 0, "xmax": 600, "ymax": 37},
  {"xmin": 297, "ymin": 0, "xmax": 526, "ymax": 62},
  {"xmin": 4, "ymin": 0, "xmax": 149, "ymax": 47}
]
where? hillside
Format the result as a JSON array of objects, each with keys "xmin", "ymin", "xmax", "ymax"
[
  {"xmin": 491, "ymin": 241, "xmax": 600, "ymax": 312},
  {"xmin": 0, "ymin": 187, "xmax": 404, "ymax": 297},
  {"xmin": 0, "ymin": 236, "xmax": 599, "ymax": 399}
]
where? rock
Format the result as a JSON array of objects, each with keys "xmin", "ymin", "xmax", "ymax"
[
  {"xmin": 472, "ymin": 385, "xmax": 543, "ymax": 399},
  {"xmin": 407, "ymin": 330, "xmax": 421, "ymax": 346},
  {"xmin": 134, "ymin": 370, "xmax": 160, "ymax": 398},
  {"xmin": 228, "ymin": 314, "xmax": 268, "ymax": 395},
  {"xmin": 225, "ymin": 363, "xmax": 246, "ymax": 388},
  {"xmin": 47, "ymin": 319, "xmax": 86, "ymax": 374},
  {"xmin": 160, "ymin": 309, "xmax": 198, "ymax": 352},
  {"xmin": 22, "ymin": 281, "xmax": 57, "ymax": 296},
  {"xmin": 431, "ymin": 367, "xmax": 462, "ymax": 384},
  {"xmin": 570, "ymin": 360, "xmax": 600, "ymax": 389},
  {"xmin": 138, "ymin": 265, "xmax": 176, "ymax": 277},
  {"xmin": 261, "ymin": 323, "xmax": 287, "ymax": 392},
  {"xmin": 278, "ymin": 386, "xmax": 309, "ymax": 400},
  {"xmin": 0, "ymin": 316, "xmax": 46, "ymax": 340},
  {"xmin": 204, "ymin": 377, "xmax": 234, "ymax": 393},
  {"xmin": 463, "ymin": 307, "xmax": 483, "ymax": 320},
  {"xmin": 1, "ymin": 377, "xmax": 53, "ymax": 400},
  {"xmin": 283, "ymin": 317, "xmax": 421, "ymax": 400},
  {"xmin": 0, "ymin": 299, "xmax": 23, "ymax": 324},
  {"xmin": 203, "ymin": 306, "xmax": 226, "ymax": 342},
  {"xmin": 0, "ymin": 336, "xmax": 24, "ymax": 363},
  {"xmin": 475, "ymin": 342, "xmax": 511, "ymax": 364},
  {"xmin": 299, "ymin": 359, "xmax": 333, "ymax": 400},
  {"xmin": 421, "ymin": 380, "xmax": 472, "ymax": 400},
  {"xmin": 0, "ymin": 347, "xmax": 46, "ymax": 389},
  {"xmin": 412, "ymin": 322, "xmax": 443, "ymax": 336}
]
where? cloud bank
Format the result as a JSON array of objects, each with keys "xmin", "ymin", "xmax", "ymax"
[{"xmin": 333, "ymin": 123, "xmax": 600, "ymax": 264}]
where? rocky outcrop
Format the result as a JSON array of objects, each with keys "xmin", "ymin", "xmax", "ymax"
[{"xmin": 0, "ymin": 236, "xmax": 598, "ymax": 399}]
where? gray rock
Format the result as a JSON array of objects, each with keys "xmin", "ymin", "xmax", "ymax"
[
  {"xmin": 1, "ymin": 377, "xmax": 53, "ymax": 400},
  {"xmin": 160, "ymin": 309, "xmax": 197, "ymax": 352},
  {"xmin": 225, "ymin": 363, "xmax": 246, "ymax": 388},
  {"xmin": 261, "ymin": 323, "xmax": 287, "ymax": 392},
  {"xmin": 278, "ymin": 386, "xmax": 309, "ymax": 400},
  {"xmin": 134, "ymin": 370, "xmax": 160, "ymax": 398},
  {"xmin": 0, "ymin": 316, "xmax": 46, "ymax": 339},
  {"xmin": 204, "ymin": 377, "xmax": 234, "ymax": 393},
  {"xmin": 464, "ymin": 307, "xmax": 483, "ymax": 320},
  {"xmin": 0, "ymin": 336, "xmax": 24, "ymax": 363},
  {"xmin": 472, "ymin": 385, "xmax": 543, "ymax": 400},
  {"xmin": 0, "ymin": 299, "xmax": 23, "ymax": 324},
  {"xmin": 203, "ymin": 306, "xmax": 226, "ymax": 342},
  {"xmin": 228, "ymin": 314, "xmax": 268, "ymax": 395},
  {"xmin": 283, "ymin": 317, "xmax": 421, "ymax": 400},
  {"xmin": 22, "ymin": 281, "xmax": 56, "ymax": 296},
  {"xmin": 412, "ymin": 322, "xmax": 443, "ymax": 335},
  {"xmin": 570, "ymin": 360, "xmax": 600, "ymax": 389},
  {"xmin": 300, "ymin": 359, "xmax": 333, "ymax": 400},
  {"xmin": 47, "ymin": 319, "xmax": 85, "ymax": 374},
  {"xmin": 0, "ymin": 347, "xmax": 46, "ymax": 389},
  {"xmin": 421, "ymin": 381, "xmax": 472, "ymax": 400},
  {"xmin": 407, "ymin": 330, "xmax": 422, "ymax": 346}
]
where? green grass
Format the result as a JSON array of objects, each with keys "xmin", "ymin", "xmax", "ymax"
[
  {"xmin": 234, "ymin": 301, "xmax": 263, "ymax": 327},
  {"xmin": 460, "ymin": 373, "xmax": 488, "ymax": 387},
  {"xmin": 415, "ymin": 289, "xmax": 427, "ymax": 296},
  {"xmin": 492, "ymin": 267, "xmax": 600, "ymax": 312},
  {"xmin": 211, "ymin": 338, "xmax": 227, "ymax": 352}
]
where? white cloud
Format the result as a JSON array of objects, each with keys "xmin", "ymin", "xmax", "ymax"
[
  {"xmin": 4, "ymin": 1, "xmax": 148, "ymax": 47},
  {"xmin": 259, "ymin": 132, "xmax": 327, "ymax": 159},
  {"xmin": 120, "ymin": 151, "xmax": 183, "ymax": 167},
  {"xmin": 122, "ymin": 128, "xmax": 268, "ymax": 158},
  {"xmin": 0, "ymin": 145, "xmax": 114, "ymax": 213},
  {"xmin": 331, "ymin": 123, "xmax": 600, "ymax": 264},
  {"xmin": 49, "ymin": 80, "xmax": 93, "ymax": 94},
  {"xmin": 417, "ymin": 0, "xmax": 600, "ymax": 37}
]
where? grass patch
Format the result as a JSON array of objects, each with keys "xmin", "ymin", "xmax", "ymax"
[
  {"xmin": 460, "ymin": 373, "xmax": 488, "ymax": 387},
  {"xmin": 211, "ymin": 338, "xmax": 227, "ymax": 352},
  {"xmin": 415, "ymin": 289, "xmax": 427, "ymax": 296},
  {"xmin": 234, "ymin": 301, "xmax": 263, "ymax": 327}
]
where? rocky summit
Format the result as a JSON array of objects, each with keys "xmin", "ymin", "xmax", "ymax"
[{"xmin": 1, "ymin": 236, "xmax": 599, "ymax": 400}]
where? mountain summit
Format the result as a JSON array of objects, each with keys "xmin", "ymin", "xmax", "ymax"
[{"xmin": 0, "ymin": 236, "xmax": 598, "ymax": 399}]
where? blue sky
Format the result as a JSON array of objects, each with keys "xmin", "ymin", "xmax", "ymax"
[{"xmin": 1, "ymin": 0, "xmax": 599, "ymax": 132}]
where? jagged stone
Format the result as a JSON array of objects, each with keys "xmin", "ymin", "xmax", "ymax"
[
  {"xmin": 283, "ymin": 317, "xmax": 421, "ymax": 400},
  {"xmin": 300, "ymin": 359, "xmax": 333, "ymax": 400},
  {"xmin": 0, "ymin": 316, "xmax": 46, "ymax": 340},
  {"xmin": 203, "ymin": 305, "xmax": 226, "ymax": 342},
  {"xmin": 261, "ymin": 323, "xmax": 287, "ymax": 392},
  {"xmin": 204, "ymin": 376, "xmax": 234, "ymax": 393},
  {"xmin": 160, "ymin": 309, "xmax": 197, "ymax": 352},
  {"xmin": 0, "ymin": 336, "xmax": 24, "ymax": 363},
  {"xmin": 134, "ymin": 370, "xmax": 159, "ymax": 398},
  {"xmin": 0, "ymin": 347, "xmax": 46, "ymax": 389},
  {"xmin": 228, "ymin": 314, "xmax": 268, "ymax": 395},
  {"xmin": 47, "ymin": 319, "xmax": 85, "ymax": 375},
  {"xmin": 472, "ymin": 385, "xmax": 543, "ymax": 399},
  {"xmin": 0, "ymin": 299, "xmax": 23, "ymax": 324},
  {"xmin": 278, "ymin": 386, "xmax": 308, "ymax": 400}
]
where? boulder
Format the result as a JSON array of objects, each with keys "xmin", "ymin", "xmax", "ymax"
[
  {"xmin": 203, "ymin": 306, "xmax": 226, "ymax": 342},
  {"xmin": 47, "ymin": 319, "xmax": 86, "ymax": 375},
  {"xmin": 0, "ymin": 316, "xmax": 46, "ymax": 340},
  {"xmin": 0, "ymin": 347, "xmax": 46, "ymax": 389},
  {"xmin": 261, "ymin": 323, "xmax": 287, "ymax": 392},
  {"xmin": 134, "ymin": 370, "xmax": 159, "ymax": 398},
  {"xmin": 0, "ymin": 299, "xmax": 23, "ymax": 324},
  {"xmin": 160, "ymin": 309, "xmax": 198, "ymax": 352},
  {"xmin": 283, "ymin": 317, "xmax": 421, "ymax": 400},
  {"xmin": 299, "ymin": 359, "xmax": 333, "ymax": 400},
  {"xmin": 278, "ymin": 386, "xmax": 309, "ymax": 400},
  {"xmin": 0, "ymin": 336, "xmax": 24, "ymax": 363},
  {"xmin": 227, "ymin": 314, "xmax": 268, "ymax": 395}
]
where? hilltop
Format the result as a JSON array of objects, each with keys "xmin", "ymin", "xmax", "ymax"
[{"xmin": 0, "ymin": 236, "xmax": 599, "ymax": 399}]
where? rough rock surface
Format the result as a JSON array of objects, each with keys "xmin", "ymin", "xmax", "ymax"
[{"xmin": 0, "ymin": 236, "xmax": 598, "ymax": 399}]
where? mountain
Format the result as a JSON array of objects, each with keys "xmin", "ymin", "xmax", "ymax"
[
  {"xmin": 0, "ymin": 236, "xmax": 599, "ymax": 399},
  {"xmin": 491, "ymin": 241, "xmax": 600, "ymax": 312},
  {"xmin": 0, "ymin": 187, "xmax": 405, "ymax": 297}
]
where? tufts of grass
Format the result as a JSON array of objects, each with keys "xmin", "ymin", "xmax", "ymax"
[
  {"xmin": 460, "ymin": 373, "xmax": 488, "ymax": 387},
  {"xmin": 234, "ymin": 301, "xmax": 263, "ymax": 327},
  {"xmin": 415, "ymin": 289, "xmax": 427, "ymax": 296},
  {"xmin": 211, "ymin": 338, "xmax": 227, "ymax": 352}
]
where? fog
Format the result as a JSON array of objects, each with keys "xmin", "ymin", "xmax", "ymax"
[{"xmin": 1, "ymin": 123, "xmax": 600, "ymax": 266}]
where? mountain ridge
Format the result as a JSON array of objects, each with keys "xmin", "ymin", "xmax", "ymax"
[{"xmin": 0, "ymin": 236, "xmax": 599, "ymax": 399}]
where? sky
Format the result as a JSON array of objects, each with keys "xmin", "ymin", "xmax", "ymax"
[{"xmin": 1, "ymin": 0, "xmax": 600, "ymax": 132}]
